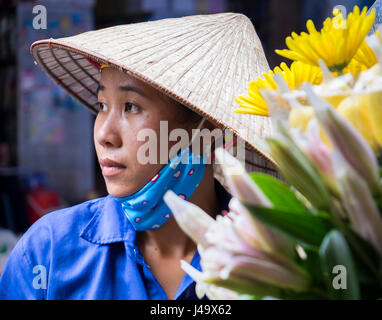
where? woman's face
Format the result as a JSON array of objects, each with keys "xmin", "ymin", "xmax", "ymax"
[{"xmin": 94, "ymin": 67, "xmax": 199, "ymax": 198}]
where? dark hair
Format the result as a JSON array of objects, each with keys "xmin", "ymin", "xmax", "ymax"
[
  {"xmin": 177, "ymin": 102, "xmax": 203, "ymax": 124},
  {"xmin": 156, "ymin": 88, "xmax": 203, "ymax": 124},
  {"xmin": 162, "ymin": 93, "xmax": 203, "ymax": 124}
]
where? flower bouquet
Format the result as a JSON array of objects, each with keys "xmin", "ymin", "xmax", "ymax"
[{"xmin": 163, "ymin": 5, "xmax": 382, "ymax": 300}]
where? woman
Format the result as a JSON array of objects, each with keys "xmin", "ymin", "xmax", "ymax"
[{"xmin": 0, "ymin": 12, "xmax": 277, "ymax": 299}]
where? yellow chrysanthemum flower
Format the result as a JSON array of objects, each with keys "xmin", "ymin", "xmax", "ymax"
[
  {"xmin": 353, "ymin": 29, "xmax": 382, "ymax": 68},
  {"xmin": 275, "ymin": 6, "xmax": 375, "ymax": 73},
  {"xmin": 342, "ymin": 58, "xmax": 369, "ymax": 76},
  {"xmin": 234, "ymin": 61, "xmax": 321, "ymax": 116},
  {"xmin": 353, "ymin": 41, "xmax": 378, "ymax": 68}
]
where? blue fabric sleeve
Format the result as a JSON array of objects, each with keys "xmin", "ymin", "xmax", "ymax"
[
  {"xmin": 0, "ymin": 237, "xmax": 44, "ymax": 299},
  {"xmin": 0, "ymin": 217, "xmax": 51, "ymax": 300}
]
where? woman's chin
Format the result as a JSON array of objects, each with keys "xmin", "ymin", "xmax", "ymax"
[
  {"xmin": 105, "ymin": 173, "xmax": 155, "ymax": 198},
  {"xmin": 106, "ymin": 182, "xmax": 137, "ymax": 199}
]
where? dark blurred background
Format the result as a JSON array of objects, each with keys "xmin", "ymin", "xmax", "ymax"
[{"xmin": 0, "ymin": 0, "xmax": 376, "ymax": 234}]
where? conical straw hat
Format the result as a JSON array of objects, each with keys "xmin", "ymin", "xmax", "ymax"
[{"xmin": 30, "ymin": 12, "xmax": 280, "ymax": 189}]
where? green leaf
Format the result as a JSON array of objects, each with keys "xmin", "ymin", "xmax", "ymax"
[
  {"xmin": 249, "ymin": 172, "xmax": 307, "ymax": 212},
  {"xmin": 243, "ymin": 203, "xmax": 332, "ymax": 247},
  {"xmin": 319, "ymin": 230, "xmax": 360, "ymax": 300}
]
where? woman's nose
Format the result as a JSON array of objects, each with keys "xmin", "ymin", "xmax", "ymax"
[{"xmin": 95, "ymin": 112, "xmax": 123, "ymax": 148}]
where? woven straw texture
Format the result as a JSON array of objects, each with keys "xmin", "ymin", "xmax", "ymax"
[{"xmin": 30, "ymin": 12, "xmax": 280, "ymax": 188}]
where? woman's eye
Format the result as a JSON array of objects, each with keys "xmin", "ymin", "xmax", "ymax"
[
  {"xmin": 97, "ymin": 102, "xmax": 108, "ymax": 112},
  {"xmin": 125, "ymin": 102, "xmax": 140, "ymax": 113}
]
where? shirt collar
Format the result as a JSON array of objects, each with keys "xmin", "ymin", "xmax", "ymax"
[
  {"xmin": 80, "ymin": 178, "xmax": 232, "ymax": 245},
  {"xmin": 80, "ymin": 193, "xmax": 135, "ymax": 245}
]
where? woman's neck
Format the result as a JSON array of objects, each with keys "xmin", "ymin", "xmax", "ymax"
[{"xmin": 136, "ymin": 164, "xmax": 220, "ymax": 258}]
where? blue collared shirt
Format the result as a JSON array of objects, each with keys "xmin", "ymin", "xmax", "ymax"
[{"xmin": 0, "ymin": 179, "xmax": 231, "ymax": 300}]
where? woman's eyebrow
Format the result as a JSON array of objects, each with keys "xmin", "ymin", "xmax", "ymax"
[
  {"xmin": 96, "ymin": 83, "xmax": 146, "ymax": 97},
  {"xmin": 119, "ymin": 84, "xmax": 146, "ymax": 97}
]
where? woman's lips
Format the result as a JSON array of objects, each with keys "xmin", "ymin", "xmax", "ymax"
[
  {"xmin": 99, "ymin": 158, "xmax": 126, "ymax": 177},
  {"xmin": 101, "ymin": 165, "xmax": 125, "ymax": 177}
]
